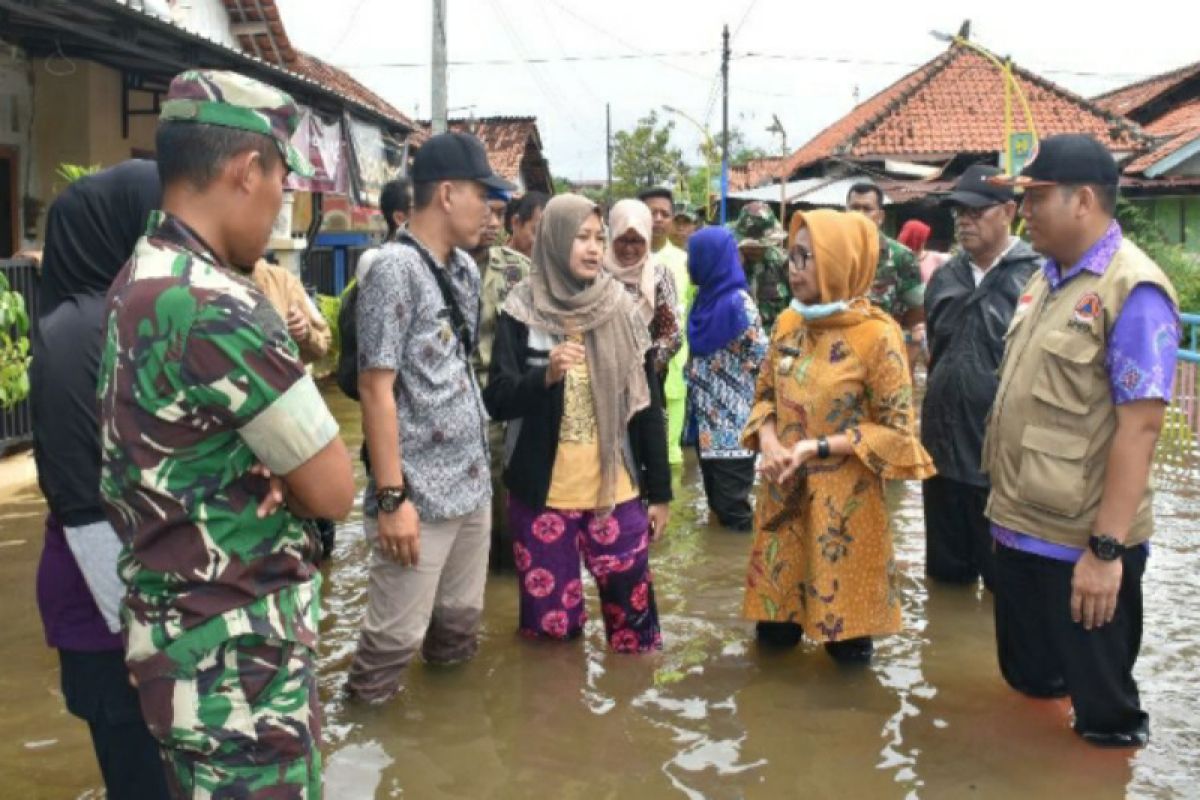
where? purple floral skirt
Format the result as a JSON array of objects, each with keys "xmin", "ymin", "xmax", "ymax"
[{"xmin": 509, "ymin": 495, "xmax": 662, "ymax": 653}]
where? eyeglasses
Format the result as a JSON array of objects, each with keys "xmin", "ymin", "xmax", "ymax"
[
  {"xmin": 788, "ymin": 247, "xmax": 812, "ymax": 271},
  {"xmin": 950, "ymin": 205, "xmax": 999, "ymax": 220}
]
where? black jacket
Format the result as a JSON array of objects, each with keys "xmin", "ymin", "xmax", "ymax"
[
  {"xmin": 483, "ymin": 313, "xmax": 673, "ymax": 510},
  {"xmin": 921, "ymin": 240, "xmax": 1041, "ymax": 487}
]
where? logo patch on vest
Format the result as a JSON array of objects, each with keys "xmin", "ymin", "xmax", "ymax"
[{"xmin": 1069, "ymin": 292, "xmax": 1102, "ymax": 333}]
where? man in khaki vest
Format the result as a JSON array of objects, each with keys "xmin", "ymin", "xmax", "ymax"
[{"xmin": 984, "ymin": 135, "xmax": 1181, "ymax": 747}]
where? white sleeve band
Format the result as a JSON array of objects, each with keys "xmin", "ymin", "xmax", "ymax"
[{"xmin": 239, "ymin": 375, "xmax": 340, "ymax": 475}]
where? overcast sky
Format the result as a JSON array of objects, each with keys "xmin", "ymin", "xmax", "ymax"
[{"xmin": 274, "ymin": 0, "xmax": 1200, "ymax": 181}]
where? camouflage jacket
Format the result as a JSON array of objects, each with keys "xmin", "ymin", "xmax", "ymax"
[
  {"xmin": 98, "ymin": 211, "xmax": 339, "ymax": 680},
  {"xmin": 869, "ymin": 234, "xmax": 925, "ymax": 324},
  {"xmin": 474, "ymin": 245, "xmax": 531, "ymax": 386},
  {"xmin": 744, "ymin": 244, "xmax": 790, "ymax": 333}
]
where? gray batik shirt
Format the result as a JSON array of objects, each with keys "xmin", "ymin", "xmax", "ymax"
[{"xmin": 357, "ymin": 236, "xmax": 492, "ymax": 521}]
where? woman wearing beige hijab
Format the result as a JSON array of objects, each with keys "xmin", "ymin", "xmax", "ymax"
[
  {"xmin": 605, "ymin": 198, "xmax": 682, "ymax": 376},
  {"xmin": 483, "ymin": 194, "xmax": 672, "ymax": 652}
]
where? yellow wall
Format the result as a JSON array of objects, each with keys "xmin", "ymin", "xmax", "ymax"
[{"xmin": 29, "ymin": 60, "xmax": 157, "ymax": 238}]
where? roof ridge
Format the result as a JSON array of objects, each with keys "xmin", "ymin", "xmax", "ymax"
[
  {"xmin": 1093, "ymin": 59, "xmax": 1200, "ymax": 102},
  {"xmin": 838, "ymin": 46, "xmax": 963, "ymax": 156},
  {"xmin": 998, "ymin": 51, "xmax": 1152, "ymax": 146},
  {"xmin": 780, "ymin": 51, "xmax": 951, "ymax": 175}
]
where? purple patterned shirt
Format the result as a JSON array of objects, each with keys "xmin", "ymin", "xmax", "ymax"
[{"xmin": 991, "ymin": 222, "xmax": 1181, "ymax": 562}]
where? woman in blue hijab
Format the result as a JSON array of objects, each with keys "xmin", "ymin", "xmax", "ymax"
[{"xmin": 683, "ymin": 226, "xmax": 768, "ymax": 531}]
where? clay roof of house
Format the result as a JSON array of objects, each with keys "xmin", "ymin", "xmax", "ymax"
[
  {"xmin": 290, "ymin": 52, "xmax": 420, "ymax": 133},
  {"xmin": 781, "ymin": 42, "xmax": 1149, "ymax": 178},
  {"xmin": 444, "ymin": 117, "xmax": 545, "ymax": 184},
  {"xmin": 414, "ymin": 117, "xmax": 550, "ymax": 190},
  {"xmin": 222, "ymin": 0, "xmax": 297, "ymax": 65},
  {"xmin": 220, "ymin": 0, "xmax": 419, "ymax": 134},
  {"xmin": 1094, "ymin": 61, "xmax": 1200, "ymax": 121},
  {"xmin": 729, "ymin": 156, "xmax": 787, "ymax": 191},
  {"xmin": 1124, "ymin": 97, "xmax": 1200, "ymax": 174}
]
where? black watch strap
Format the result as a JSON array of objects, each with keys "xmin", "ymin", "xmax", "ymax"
[
  {"xmin": 376, "ymin": 484, "xmax": 409, "ymax": 512},
  {"xmin": 817, "ymin": 436, "xmax": 831, "ymax": 459},
  {"xmin": 1088, "ymin": 534, "xmax": 1125, "ymax": 562}
]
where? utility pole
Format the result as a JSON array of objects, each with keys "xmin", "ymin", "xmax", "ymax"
[
  {"xmin": 605, "ymin": 102, "xmax": 613, "ymax": 208},
  {"xmin": 432, "ymin": 0, "xmax": 448, "ymax": 134},
  {"xmin": 767, "ymin": 114, "xmax": 787, "ymax": 223},
  {"xmin": 720, "ymin": 23, "xmax": 730, "ymax": 225}
]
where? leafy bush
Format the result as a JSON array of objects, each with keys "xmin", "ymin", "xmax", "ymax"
[
  {"xmin": 1117, "ymin": 198, "xmax": 1200, "ymax": 312},
  {"xmin": 0, "ymin": 271, "xmax": 31, "ymax": 409}
]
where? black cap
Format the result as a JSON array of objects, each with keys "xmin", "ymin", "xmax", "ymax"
[
  {"xmin": 637, "ymin": 186, "xmax": 674, "ymax": 204},
  {"xmin": 411, "ymin": 132, "xmax": 517, "ymax": 192},
  {"xmin": 942, "ymin": 165, "xmax": 1015, "ymax": 208},
  {"xmin": 989, "ymin": 134, "xmax": 1119, "ymax": 188}
]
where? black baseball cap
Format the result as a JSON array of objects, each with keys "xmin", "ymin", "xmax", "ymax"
[
  {"xmin": 942, "ymin": 165, "xmax": 1015, "ymax": 208},
  {"xmin": 411, "ymin": 132, "xmax": 517, "ymax": 192},
  {"xmin": 637, "ymin": 186, "xmax": 674, "ymax": 204},
  {"xmin": 988, "ymin": 134, "xmax": 1119, "ymax": 189}
]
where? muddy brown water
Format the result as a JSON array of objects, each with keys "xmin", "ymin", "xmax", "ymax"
[{"xmin": 2, "ymin": 387, "xmax": 1198, "ymax": 798}]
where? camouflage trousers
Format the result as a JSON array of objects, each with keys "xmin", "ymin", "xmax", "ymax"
[{"xmin": 137, "ymin": 635, "xmax": 322, "ymax": 799}]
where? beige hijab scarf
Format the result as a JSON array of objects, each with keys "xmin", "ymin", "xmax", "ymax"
[
  {"xmin": 503, "ymin": 194, "xmax": 652, "ymax": 509},
  {"xmin": 604, "ymin": 198, "xmax": 658, "ymax": 324}
]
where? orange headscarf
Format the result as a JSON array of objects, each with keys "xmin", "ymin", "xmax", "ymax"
[{"xmin": 787, "ymin": 209, "xmax": 887, "ymax": 328}]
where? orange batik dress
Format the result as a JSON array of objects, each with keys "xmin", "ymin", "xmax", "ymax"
[{"xmin": 741, "ymin": 306, "xmax": 934, "ymax": 642}]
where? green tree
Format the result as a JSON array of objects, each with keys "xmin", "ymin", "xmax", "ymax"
[
  {"xmin": 611, "ymin": 111, "xmax": 684, "ymax": 198},
  {"xmin": 698, "ymin": 127, "xmax": 772, "ymax": 169}
]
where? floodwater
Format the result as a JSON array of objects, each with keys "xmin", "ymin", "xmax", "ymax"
[{"xmin": 2, "ymin": 387, "xmax": 1198, "ymax": 799}]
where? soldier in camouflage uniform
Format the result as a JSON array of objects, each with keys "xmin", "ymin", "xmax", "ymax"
[
  {"xmin": 98, "ymin": 70, "xmax": 355, "ymax": 799},
  {"xmin": 729, "ymin": 201, "xmax": 790, "ymax": 332},
  {"xmin": 469, "ymin": 194, "xmax": 532, "ymax": 569},
  {"xmin": 846, "ymin": 183, "xmax": 925, "ymax": 332}
]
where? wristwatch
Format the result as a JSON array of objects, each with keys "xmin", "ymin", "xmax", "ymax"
[
  {"xmin": 816, "ymin": 436, "xmax": 831, "ymax": 459},
  {"xmin": 376, "ymin": 485, "xmax": 410, "ymax": 513},
  {"xmin": 1088, "ymin": 534, "xmax": 1126, "ymax": 562}
]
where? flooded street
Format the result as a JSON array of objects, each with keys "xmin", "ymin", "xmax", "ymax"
[{"xmin": 3, "ymin": 386, "xmax": 1199, "ymax": 799}]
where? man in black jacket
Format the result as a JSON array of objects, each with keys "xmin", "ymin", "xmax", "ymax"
[{"xmin": 921, "ymin": 165, "xmax": 1041, "ymax": 589}]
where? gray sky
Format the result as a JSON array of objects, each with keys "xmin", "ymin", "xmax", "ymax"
[{"xmin": 275, "ymin": 0, "xmax": 1200, "ymax": 181}]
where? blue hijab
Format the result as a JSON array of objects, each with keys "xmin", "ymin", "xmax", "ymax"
[{"xmin": 687, "ymin": 226, "xmax": 751, "ymax": 357}]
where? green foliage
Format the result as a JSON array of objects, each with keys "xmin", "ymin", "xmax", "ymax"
[
  {"xmin": 55, "ymin": 163, "xmax": 101, "ymax": 185},
  {"xmin": 315, "ymin": 293, "xmax": 341, "ymax": 374},
  {"xmin": 1117, "ymin": 198, "xmax": 1200, "ymax": 311},
  {"xmin": 611, "ymin": 111, "xmax": 684, "ymax": 198},
  {"xmin": 698, "ymin": 127, "xmax": 772, "ymax": 169},
  {"xmin": 0, "ymin": 271, "xmax": 31, "ymax": 409}
]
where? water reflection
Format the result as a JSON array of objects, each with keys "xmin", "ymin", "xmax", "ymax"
[{"xmin": 1, "ymin": 387, "xmax": 1197, "ymax": 798}]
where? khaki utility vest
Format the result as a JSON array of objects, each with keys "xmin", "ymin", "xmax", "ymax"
[{"xmin": 983, "ymin": 238, "xmax": 1177, "ymax": 548}]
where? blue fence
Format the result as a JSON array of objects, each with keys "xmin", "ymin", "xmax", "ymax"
[
  {"xmin": 302, "ymin": 232, "xmax": 374, "ymax": 297},
  {"xmin": 1179, "ymin": 313, "xmax": 1200, "ymax": 364}
]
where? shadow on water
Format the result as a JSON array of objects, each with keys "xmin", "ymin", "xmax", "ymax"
[{"xmin": 2, "ymin": 386, "xmax": 1198, "ymax": 798}]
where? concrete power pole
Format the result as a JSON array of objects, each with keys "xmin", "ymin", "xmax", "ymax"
[
  {"xmin": 720, "ymin": 23, "xmax": 730, "ymax": 225},
  {"xmin": 605, "ymin": 103, "xmax": 613, "ymax": 208},
  {"xmin": 432, "ymin": 0, "xmax": 448, "ymax": 134}
]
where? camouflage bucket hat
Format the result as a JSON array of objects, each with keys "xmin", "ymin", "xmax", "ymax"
[
  {"xmin": 159, "ymin": 70, "xmax": 314, "ymax": 178},
  {"xmin": 732, "ymin": 203, "xmax": 782, "ymax": 241}
]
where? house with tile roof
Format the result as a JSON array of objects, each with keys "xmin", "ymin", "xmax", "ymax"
[
  {"xmin": 421, "ymin": 117, "xmax": 553, "ymax": 195},
  {"xmin": 0, "ymin": 0, "xmax": 421, "ymax": 257},
  {"xmin": 734, "ymin": 35, "xmax": 1200, "ymax": 248},
  {"xmin": 1096, "ymin": 61, "xmax": 1200, "ymax": 251}
]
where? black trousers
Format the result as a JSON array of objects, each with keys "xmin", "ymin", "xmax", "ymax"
[
  {"xmin": 698, "ymin": 454, "xmax": 755, "ymax": 531},
  {"xmin": 993, "ymin": 542, "xmax": 1149, "ymax": 745},
  {"xmin": 922, "ymin": 476, "xmax": 995, "ymax": 589},
  {"xmin": 59, "ymin": 649, "xmax": 170, "ymax": 799}
]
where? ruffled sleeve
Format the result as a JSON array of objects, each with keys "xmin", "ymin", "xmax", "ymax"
[{"xmin": 845, "ymin": 319, "xmax": 936, "ymax": 480}]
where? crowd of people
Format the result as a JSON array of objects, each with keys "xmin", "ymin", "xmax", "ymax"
[{"xmin": 24, "ymin": 67, "xmax": 1182, "ymax": 798}]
